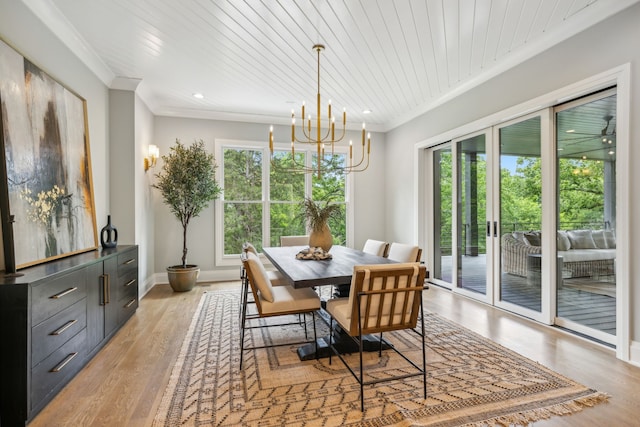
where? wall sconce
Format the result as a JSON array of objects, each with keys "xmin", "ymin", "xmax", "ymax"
[{"xmin": 144, "ymin": 144, "xmax": 159, "ymax": 172}]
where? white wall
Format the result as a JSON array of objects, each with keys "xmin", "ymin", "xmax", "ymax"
[
  {"xmin": 384, "ymin": 4, "xmax": 640, "ymax": 355},
  {"xmin": 135, "ymin": 95, "xmax": 155, "ymax": 294},
  {"xmin": 152, "ymin": 116, "xmax": 386, "ymax": 279}
]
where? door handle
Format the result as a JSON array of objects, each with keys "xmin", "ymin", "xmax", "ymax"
[
  {"xmin": 494, "ymin": 221, "xmax": 498, "ymax": 237},
  {"xmin": 486, "ymin": 221, "xmax": 491, "ymax": 237}
]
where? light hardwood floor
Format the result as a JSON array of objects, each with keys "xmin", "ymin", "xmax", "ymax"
[{"xmin": 28, "ymin": 282, "xmax": 640, "ymax": 426}]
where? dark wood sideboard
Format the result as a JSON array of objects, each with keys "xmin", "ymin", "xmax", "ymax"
[{"xmin": 0, "ymin": 245, "xmax": 139, "ymax": 426}]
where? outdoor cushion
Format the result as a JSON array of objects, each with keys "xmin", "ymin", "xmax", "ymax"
[
  {"xmin": 591, "ymin": 230, "xmax": 608, "ymax": 249},
  {"xmin": 557, "ymin": 231, "xmax": 571, "ymax": 251},
  {"xmin": 559, "ymin": 248, "xmax": 616, "ymax": 263},
  {"xmin": 524, "ymin": 232, "xmax": 541, "ymax": 246},
  {"xmin": 567, "ymin": 230, "xmax": 597, "ymax": 249},
  {"xmin": 604, "ymin": 230, "xmax": 616, "ymax": 248}
]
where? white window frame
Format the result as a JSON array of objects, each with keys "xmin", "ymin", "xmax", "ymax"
[{"xmin": 214, "ymin": 138, "xmax": 354, "ymax": 267}]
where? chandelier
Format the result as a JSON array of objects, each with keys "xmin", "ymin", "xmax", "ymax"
[{"xmin": 269, "ymin": 44, "xmax": 371, "ymax": 178}]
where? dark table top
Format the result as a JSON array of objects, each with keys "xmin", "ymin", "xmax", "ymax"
[{"xmin": 262, "ymin": 245, "xmax": 396, "ymax": 288}]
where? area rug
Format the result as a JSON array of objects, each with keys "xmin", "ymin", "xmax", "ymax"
[{"xmin": 153, "ymin": 289, "xmax": 608, "ymax": 426}]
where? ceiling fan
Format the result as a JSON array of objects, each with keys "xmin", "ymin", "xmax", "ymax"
[{"xmin": 559, "ymin": 114, "xmax": 616, "ymax": 146}]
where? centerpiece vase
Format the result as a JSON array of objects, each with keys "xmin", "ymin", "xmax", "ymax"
[{"xmin": 309, "ymin": 224, "xmax": 333, "ymax": 251}]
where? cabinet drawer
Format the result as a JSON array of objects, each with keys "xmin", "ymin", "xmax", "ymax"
[
  {"xmin": 31, "ymin": 328, "xmax": 86, "ymax": 409},
  {"xmin": 117, "ymin": 270, "xmax": 138, "ymax": 302},
  {"xmin": 117, "ymin": 296, "xmax": 138, "ymax": 324},
  {"xmin": 32, "ymin": 269, "xmax": 87, "ymax": 326},
  {"xmin": 32, "ymin": 298, "xmax": 87, "ymax": 367},
  {"xmin": 117, "ymin": 250, "xmax": 138, "ymax": 277}
]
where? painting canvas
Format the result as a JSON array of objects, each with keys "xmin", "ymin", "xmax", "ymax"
[{"xmin": 0, "ymin": 39, "xmax": 97, "ymax": 269}]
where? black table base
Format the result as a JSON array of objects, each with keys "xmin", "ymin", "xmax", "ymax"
[{"xmin": 297, "ymin": 301, "xmax": 392, "ymax": 361}]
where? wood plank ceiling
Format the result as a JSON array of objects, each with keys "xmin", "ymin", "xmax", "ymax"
[{"xmin": 24, "ymin": 0, "xmax": 639, "ymax": 132}]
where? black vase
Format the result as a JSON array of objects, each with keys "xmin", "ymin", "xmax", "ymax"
[{"xmin": 100, "ymin": 215, "xmax": 118, "ymax": 249}]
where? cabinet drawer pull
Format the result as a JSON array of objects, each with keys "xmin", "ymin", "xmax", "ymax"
[
  {"xmin": 50, "ymin": 319, "xmax": 77, "ymax": 336},
  {"xmin": 124, "ymin": 298, "xmax": 137, "ymax": 308},
  {"xmin": 124, "ymin": 279, "xmax": 136, "ymax": 287},
  {"xmin": 50, "ymin": 352, "xmax": 78, "ymax": 373},
  {"xmin": 123, "ymin": 258, "xmax": 136, "ymax": 265},
  {"xmin": 50, "ymin": 287, "xmax": 78, "ymax": 299}
]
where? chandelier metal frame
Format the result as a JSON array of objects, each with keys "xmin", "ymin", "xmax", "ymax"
[{"xmin": 269, "ymin": 44, "xmax": 370, "ymax": 178}]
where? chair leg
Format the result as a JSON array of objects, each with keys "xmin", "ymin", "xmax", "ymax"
[
  {"xmin": 420, "ymin": 302, "xmax": 427, "ymax": 399},
  {"xmin": 239, "ymin": 315, "xmax": 246, "ymax": 370},
  {"xmin": 328, "ymin": 318, "xmax": 334, "ymax": 365},
  {"xmin": 378, "ymin": 332, "xmax": 383, "ymax": 357},
  {"xmin": 312, "ymin": 311, "xmax": 318, "ymax": 359},
  {"xmin": 359, "ymin": 329, "xmax": 365, "ymax": 412},
  {"xmin": 239, "ymin": 279, "xmax": 249, "ymax": 369}
]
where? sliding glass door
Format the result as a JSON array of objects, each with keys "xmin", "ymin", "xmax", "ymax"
[
  {"xmin": 431, "ymin": 144, "xmax": 453, "ymax": 284},
  {"xmin": 426, "ymin": 89, "xmax": 618, "ymax": 342},
  {"xmin": 554, "ymin": 90, "xmax": 617, "ymax": 345},
  {"xmin": 455, "ymin": 132, "xmax": 489, "ymax": 297},
  {"xmin": 493, "ymin": 115, "xmax": 546, "ymax": 320}
]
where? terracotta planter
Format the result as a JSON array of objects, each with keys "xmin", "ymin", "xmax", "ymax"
[
  {"xmin": 167, "ymin": 265, "xmax": 200, "ymax": 292},
  {"xmin": 309, "ymin": 224, "xmax": 333, "ymax": 251}
]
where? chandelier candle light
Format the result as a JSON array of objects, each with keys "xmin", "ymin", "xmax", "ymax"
[{"xmin": 269, "ymin": 44, "xmax": 371, "ymax": 178}]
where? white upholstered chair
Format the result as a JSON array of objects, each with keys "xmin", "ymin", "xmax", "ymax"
[
  {"xmin": 280, "ymin": 235, "xmax": 309, "ymax": 246},
  {"xmin": 387, "ymin": 242, "xmax": 422, "ymax": 262},
  {"xmin": 326, "ymin": 262, "xmax": 428, "ymax": 411},
  {"xmin": 239, "ymin": 251, "xmax": 320, "ymax": 368},
  {"xmin": 362, "ymin": 239, "xmax": 389, "ymax": 257}
]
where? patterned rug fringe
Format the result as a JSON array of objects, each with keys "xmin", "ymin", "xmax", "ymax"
[{"xmin": 462, "ymin": 392, "xmax": 611, "ymax": 427}]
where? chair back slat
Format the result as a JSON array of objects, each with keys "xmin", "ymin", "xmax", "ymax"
[{"xmin": 349, "ymin": 263, "xmax": 426, "ymax": 336}]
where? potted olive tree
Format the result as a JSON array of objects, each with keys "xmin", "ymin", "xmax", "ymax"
[{"xmin": 153, "ymin": 139, "xmax": 222, "ymax": 292}]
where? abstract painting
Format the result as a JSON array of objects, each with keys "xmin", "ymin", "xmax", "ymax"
[{"xmin": 0, "ymin": 39, "xmax": 97, "ymax": 270}]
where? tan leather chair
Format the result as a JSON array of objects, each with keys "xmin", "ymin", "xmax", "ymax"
[
  {"xmin": 239, "ymin": 242, "xmax": 289, "ymax": 322},
  {"xmin": 239, "ymin": 251, "xmax": 320, "ymax": 368},
  {"xmin": 387, "ymin": 242, "xmax": 422, "ymax": 262},
  {"xmin": 280, "ymin": 235, "xmax": 309, "ymax": 246},
  {"xmin": 326, "ymin": 263, "xmax": 427, "ymax": 411},
  {"xmin": 362, "ymin": 239, "xmax": 389, "ymax": 257}
]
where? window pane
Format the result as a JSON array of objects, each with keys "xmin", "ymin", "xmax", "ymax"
[
  {"xmin": 270, "ymin": 151, "xmax": 305, "ymax": 201},
  {"xmin": 224, "ymin": 202, "xmax": 262, "ymax": 254},
  {"xmin": 312, "ymin": 153, "xmax": 347, "ymax": 245},
  {"xmin": 270, "ymin": 203, "xmax": 306, "ymax": 246},
  {"xmin": 312, "ymin": 154, "xmax": 346, "ymax": 200},
  {"xmin": 223, "ymin": 148, "xmax": 262, "ymax": 201}
]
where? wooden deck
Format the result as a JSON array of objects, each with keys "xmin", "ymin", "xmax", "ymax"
[{"xmin": 435, "ymin": 254, "xmax": 616, "ymax": 337}]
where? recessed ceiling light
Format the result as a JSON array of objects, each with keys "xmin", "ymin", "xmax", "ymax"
[
  {"xmin": 362, "ymin": 109, "xmax": 372, "ymax": 114},
  {"xmin": 566, "ymin": 129, "xmax": 575, "ymax": 133},
  {"xmin": 193, "ymin": 93, "xmax": 204, "ymax": 99}
]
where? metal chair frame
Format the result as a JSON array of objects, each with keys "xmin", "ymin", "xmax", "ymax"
[
  {"xmin": 328, "ymin": 264, "xmax": 427, "ymax": 411},
  {"xmin": 239, "ymin": 252, "xmax": 318, "ymax": 369}
]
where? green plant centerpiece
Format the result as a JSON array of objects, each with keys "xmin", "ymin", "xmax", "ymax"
[
  {"xmin": 301, "ymin": 196, "xmax": 341, "ymax": 252},
  {"xmin": 153, "ymin": 139, "xmax": 222, "ymax": 291}
]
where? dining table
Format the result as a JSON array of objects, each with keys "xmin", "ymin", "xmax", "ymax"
[
  {"xmin": 261, "ymin": 244, "xmax": 398, "ymax": 360},
  {"xmin": 261, "ymin": 244, "xmax": 396, "ymax": 288}
]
